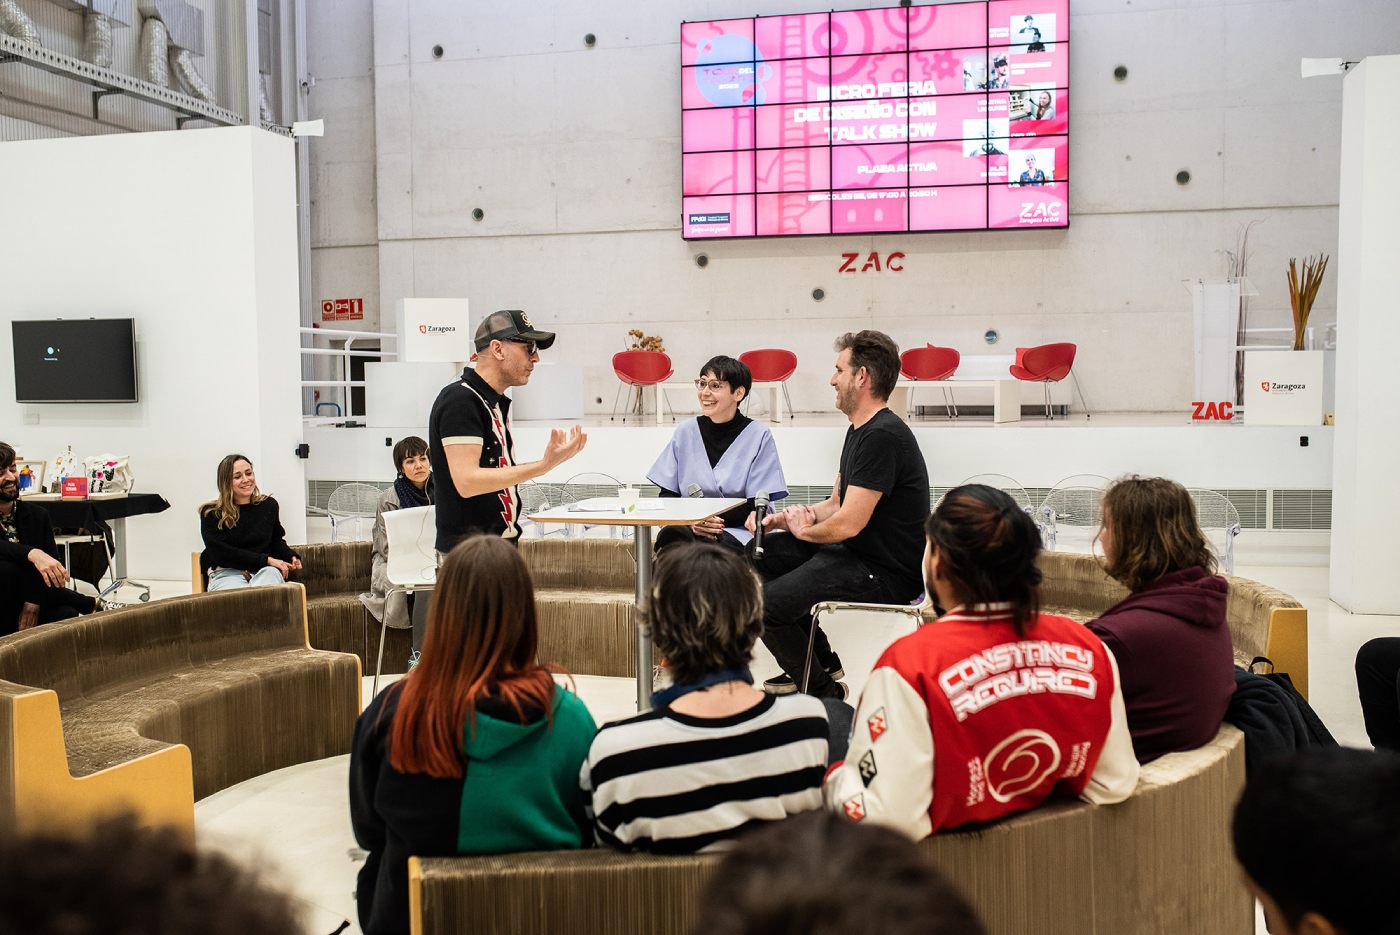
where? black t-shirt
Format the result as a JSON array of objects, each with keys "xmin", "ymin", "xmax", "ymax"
[
  {"xmin": 428, "ymin": 368, "xmax": 523, "ymax": 551},
  {"xmin": 837, "ymin": 407, "xmax": 930, "ymax": 598}
]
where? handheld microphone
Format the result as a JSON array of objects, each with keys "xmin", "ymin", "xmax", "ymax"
[{"xmin": 752, "ymin": 491, "xmax": 769, "ymax": 558}]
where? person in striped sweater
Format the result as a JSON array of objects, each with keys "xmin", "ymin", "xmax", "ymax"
[{"xmin": 581, "ymin": 542, "xmax": 830, "ymax": 853}]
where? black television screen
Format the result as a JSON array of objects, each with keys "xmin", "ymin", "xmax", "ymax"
[{"xmin": 12, "ymin": 319, "xmax": 138, "ymax": 403}]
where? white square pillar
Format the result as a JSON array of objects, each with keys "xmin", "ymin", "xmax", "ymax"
[{"xmin": 1330, "ymin": 55, "xmax": 1400, "ymax": 613}]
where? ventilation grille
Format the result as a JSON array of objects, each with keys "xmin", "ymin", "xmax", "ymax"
[
  {"xmin": 307, "ymin": 482, "xmax": 1333, "ymax": 530},
  {"xmin": 1271, "ymin": 489, "xmax": 1332, "ymax": 531}
]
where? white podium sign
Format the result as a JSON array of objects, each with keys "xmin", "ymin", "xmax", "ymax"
[
  {"xmin": 1191, "ymin": 281, "xmax": 1241, "ymax": 403},
  {"xmin": 1243, "ymin": 350, "xmax": 1324, "ymax": 425},
  {"xmin": 397, "ymin": 298, "xmax": 472, "ymax": 362}
]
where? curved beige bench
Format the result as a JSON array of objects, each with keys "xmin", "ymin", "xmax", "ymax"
[
  {"xmin": 410, "ymin": 725, "xmax": 1249, "ymax": 935},
  {"xmin": 0, "ymin": 585, "xmax": 361, "ymax": 841}
]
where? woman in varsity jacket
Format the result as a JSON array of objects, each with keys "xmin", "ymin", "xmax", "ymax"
[
  {"xmin": 582, "ymin": 542, "xmax": 830, "ymax": 853},
  {"xmin": 349, "ymin": 536, "xmax": 596, "ymax": 935},
  {"xmin": 198, "ymin": 453, "xmax": 300, "ymax": 590},
  {"xmin": 825, "ymin": 484, "xmax": 1139, "ymax": 838}
]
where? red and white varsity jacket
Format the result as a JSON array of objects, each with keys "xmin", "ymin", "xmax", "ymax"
[{"xmin": 824, "ymin": 603, "xmax": 1140, "ymax": 838}]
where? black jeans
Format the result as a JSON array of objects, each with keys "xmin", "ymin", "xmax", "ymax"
[
  {"xmin": 0, "ymin": 557, "xmax": 96, "ymax": 637},
  {"xmin": 655, "ymin": 525, "xmax": 745, "ymax": 555},
  {"xmin": 1356, "ymin": 637, "xmax": 1400, "ymax": 752},
  {"xmin": 752, "ymin": 532, "xmax": 902, "ymax": 698}
]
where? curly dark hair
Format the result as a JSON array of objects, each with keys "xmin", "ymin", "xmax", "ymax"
[
  {"xmin": 644, "ymin": 542, "xmax": 764, "ymax": 685},
  {"xmin": 926, "ymin": 484, "xmax": 1042, "ymax": 636},
  {"xmin": 0, "ymin": 815, "xmax": 304, "ymax": 935},
  {"xmin": 691, "ymin": 811, "xmax": 986, "ymax": 935}
]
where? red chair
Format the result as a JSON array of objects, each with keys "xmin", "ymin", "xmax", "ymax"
[
  {"xmin": 739, "ymin": 348, "xmax": 797, "ymax": 420},
  {"xmin": 900, "ymin": 345, "xmax": 961, "ymax": 419},
  {"xmin": 1008, "ymin": 343, "xmax": 1089, "ymax": 420},
  {"xmin": 611, "ymin": 350, "xmax": 674, "ymax": 422}
]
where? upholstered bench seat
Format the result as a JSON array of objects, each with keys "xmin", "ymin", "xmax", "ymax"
[
  {"xmin": 411, "ymin": 725, "xmax": 1250, "ymax": 935},
  {"xmin": 0, "ymin": 585, "xmax": 361, "ymax": 838}
]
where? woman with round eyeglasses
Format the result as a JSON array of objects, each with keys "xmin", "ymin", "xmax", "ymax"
[{"xmin": 646, "ymin": 355, "xmax": 788, "ymax": 553}]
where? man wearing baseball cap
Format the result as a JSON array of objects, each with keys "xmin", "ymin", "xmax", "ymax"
[{"xmin": 427, "ymin": 309, "xmax": 586, "ymax": 556}]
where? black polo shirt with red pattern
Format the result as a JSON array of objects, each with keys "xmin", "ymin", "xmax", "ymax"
[{"xmin": 427, "ymin": 367, "xmax": 522, "ymax": 551}]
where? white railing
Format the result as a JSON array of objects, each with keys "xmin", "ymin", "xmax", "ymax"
[{"xmin": 300, "ymin": 327, "xmax": 398, "ymax": 421}]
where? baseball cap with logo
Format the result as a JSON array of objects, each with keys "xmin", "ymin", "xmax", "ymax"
[{"xmin": 473, "ymin": 309, "xmax": 557, "ymax": 352}]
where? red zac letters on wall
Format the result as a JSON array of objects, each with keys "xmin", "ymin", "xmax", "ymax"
[
  {"xmin": 839, "ymin": 251, "xmax": 905, "ymax": 273},
  {"xmin": 1191, "ymin": 401, "xmax": 1234, "ymax": 421}
]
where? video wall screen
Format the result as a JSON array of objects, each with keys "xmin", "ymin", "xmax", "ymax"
[{"xmin": 681, "ymin": 0, "xmax": 1069, "ymax": 238}]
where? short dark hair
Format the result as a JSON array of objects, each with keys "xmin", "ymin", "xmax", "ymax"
[
  {"xmin": 1233, "ymin": 748, "xmax": 1400, "ymax": 933},
  {"xmin": 0, "ymin": 815, "xmax": 304, "ymax": 935},
  {"xmin": 392, "ymin": 435, "xmax": 429, "ymax": 473},
  {"xmin": 927, "ymin": 485, "xmax": 1042, "ymax": 636},
  {"xmin": 834, "ymin": 330, "xmax": 900, "ymax": 400},
  {"xmin": 1100, "ymin": 476, "xmax": 1216, "ymax": 591},
  {"xmin": 645, "ymin": 542, "xmax": 763, "ymax": 685},
  {"xmin": 690, "ymin": 811, "xmax": 986, "ymax": 935},
  {"xmin": 0, "ymin": 440, "xmax": 14, "ymax": 471},
  {"xmin": 700, "ymin": 355, "xmax": 753, "ymax": 398}
]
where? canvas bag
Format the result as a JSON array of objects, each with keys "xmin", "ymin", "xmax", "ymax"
[{"xmin": 84, "ymin": 454, "xmax": 134, "ymax": 494}]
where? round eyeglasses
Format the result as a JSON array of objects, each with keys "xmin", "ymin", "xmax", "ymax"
[{"xmin": 694, "ymin": 379, "xmax": 727, "ymax": 392}]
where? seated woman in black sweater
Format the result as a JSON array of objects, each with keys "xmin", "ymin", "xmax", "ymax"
[
  {"xmin": 1086, "ymin": 476, "xmax": 1235, "ymax": 762},
  {"xmin": 199, "ymin": 454, "xmax": 300, "ymax": 591}
]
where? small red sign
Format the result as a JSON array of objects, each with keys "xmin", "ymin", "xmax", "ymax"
[
  {"xmin": 320, "ymin": 298, "xmax": 364, "ymax": 321},
  {"xmin": 61, "ymin": 476, "xmax": 89, "ymax": 499},
  {"xmin": 1191, "ymin": 401, "xmax": 1234, "ymax": 421}
]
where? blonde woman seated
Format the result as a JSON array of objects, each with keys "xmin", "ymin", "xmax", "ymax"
[
  {"xmin": 825, "ymin": 484, "xmax": 1138, "ymax": 837},
  {"xmin": 582, "ymin": 542, "xmax": 830, "ymax": 853},
  {"xmin": 359, "ymin": 437, "xmax": 434, "ymax": 665},
  {"xmin": 199, "ymin": 454, "xmax": 300, "ymax": 591}
]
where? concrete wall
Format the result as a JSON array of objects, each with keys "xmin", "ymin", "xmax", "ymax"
[
  {"xmin": 305, "ymin": 0, "xmax": 1398, "ymax": 414},
  {"xmin": 0, "ymin": 127, "xmax": 305, "ymax": 579}
]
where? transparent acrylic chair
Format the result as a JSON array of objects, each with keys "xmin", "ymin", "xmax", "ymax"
[
  {"xmin": 560, "ymin": 472, "xmax": 627, "ymax": 538},
  {"xmin": 1039, "ymin": 475, "xmax": 1111, "ymax": 553},
  {"xmin": 1185, "ymin": 488, "xmax": 1243, "ymax": 575},
  {"xmin": 326, "ymin": 482, "xmax": 383, "ymax": 542}
]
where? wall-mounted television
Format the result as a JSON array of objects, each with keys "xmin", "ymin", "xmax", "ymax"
[
  {"xmin": 681, "ymin": 0, "xmax": 1069, "ymax": 238},
  {"xmin": 11, "ymin": 318, "xmax": 138, "ymax": 403}
]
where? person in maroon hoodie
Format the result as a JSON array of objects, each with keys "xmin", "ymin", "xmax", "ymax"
[{"xmin": 1087, "ymin": 476, "xmax": 1236, "ymax": 762}]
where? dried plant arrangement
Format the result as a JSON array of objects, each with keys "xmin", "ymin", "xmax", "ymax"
[{"xmin": 1286, "ymin": 254, "xmax": 1329, "ymax": 351}]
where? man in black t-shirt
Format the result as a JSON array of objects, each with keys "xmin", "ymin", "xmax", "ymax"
[
  {"xmin": 748, "ymin": 331, "xmax": 930, "ymax": 699},
  {"xmin": 428, "ymin": 310, "xmax": 586, "ymax": 553}
]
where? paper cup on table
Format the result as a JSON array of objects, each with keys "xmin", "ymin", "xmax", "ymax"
[{"xmin": 617, "ymin": 487, "xmax": 640, "ymax": 514}]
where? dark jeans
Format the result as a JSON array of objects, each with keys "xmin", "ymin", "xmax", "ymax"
[
  {"xmin": 1356, "ymin": 637, "xmax": 1400, "ymax": 751},
  {"xmin": 752, "ymin": 532, "xmax": 902, "ymax": 698},
  {"xmin": 0, "ymin": 557, "xmax": 96, "ymax": 637},
  {"xmin": 655, "ymin": 525, "xmax": 745, "ymax": 555}
]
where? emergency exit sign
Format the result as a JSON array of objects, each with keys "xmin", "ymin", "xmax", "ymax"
[{"xmin": 321, "ymin": 298, "xmax": 364, "ymax": 321}]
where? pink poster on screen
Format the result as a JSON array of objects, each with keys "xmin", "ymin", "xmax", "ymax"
[{"xmin": 681, "ymin": 2, "xmax": 1069, "ymax": 238}]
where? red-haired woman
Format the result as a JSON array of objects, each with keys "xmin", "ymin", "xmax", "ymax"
[{"xmin": 349, "ymin": 535, "xmax": 596, "ymax": 935}]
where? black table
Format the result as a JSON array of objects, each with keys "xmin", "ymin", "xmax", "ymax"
[{"xmin": 27, "ymin": 492, "xmax": 170, "ymax": 598}]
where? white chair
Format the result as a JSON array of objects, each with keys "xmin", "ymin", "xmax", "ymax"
[
  {"xmin": 802, "ymin": 595, "xmax": 931, "ymax": 695},
  {"xmin": 327, "ymin": 482, "xmax": 383, "ymax": 543},
  {"xmin": 1038, "ymin": 478, "xmax": 1110, "ymax": 554},
  {"xmin": 1185, "ymin": 489, "xmax": 1243, "ymax": 575},
  {"xmin": 372, "ymin": 505, "xmax": 438, "ymax": 697},
  {"xmin": 561, "ymin": 472, "xmax": 626, "ymax": 539}
]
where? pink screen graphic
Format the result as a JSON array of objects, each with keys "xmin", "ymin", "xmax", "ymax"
[{"xmin": 681, "ymin": 0, "xmax": 1069, "ymax": 238}]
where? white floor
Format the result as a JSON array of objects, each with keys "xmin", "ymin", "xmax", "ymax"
[{"xmin": 133, "ymin": 559, "xmax": 1391, "ymax": 935}]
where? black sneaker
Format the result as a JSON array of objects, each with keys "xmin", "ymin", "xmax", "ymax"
[{"xmin": 763, "ymin": 660, "xmax": 846, "ymax": 695}]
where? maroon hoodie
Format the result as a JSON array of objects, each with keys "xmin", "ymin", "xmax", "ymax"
[{"xmin": 1086, "ymin": 566, "xmax": 1235, "ymax": 763}]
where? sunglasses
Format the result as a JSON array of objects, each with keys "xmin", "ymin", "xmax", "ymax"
[{"xmin": 508, "ymin": 338, "xmax": 539, "ymax": 355}]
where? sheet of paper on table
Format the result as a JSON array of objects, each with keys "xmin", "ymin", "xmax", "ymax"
[{"xmin": 566, "ymin": 497, "xmax": 668, "ymax": 513}]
